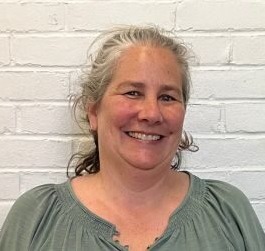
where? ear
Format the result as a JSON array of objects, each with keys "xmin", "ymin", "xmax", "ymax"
[{"xmin": 87, "ymin": 102, "xmax": 98, "ymax": 131}]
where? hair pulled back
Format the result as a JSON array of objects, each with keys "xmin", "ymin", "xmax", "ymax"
[{"xmin": 68, "ymin": 25, "xmax": 198, "ymax": 177}]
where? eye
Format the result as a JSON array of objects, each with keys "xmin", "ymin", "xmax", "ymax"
[
  {"xmin": 159, "ymin": 94, "xmax": 176, "ymax": 102},
  {"xmin": 124, "ymin": 91, "xmax": 141, "ymax": 98}
]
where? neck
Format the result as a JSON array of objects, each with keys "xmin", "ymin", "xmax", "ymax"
[{"xmin": 95, "ymin": 161, "xmax": 180, "ymax": 208}]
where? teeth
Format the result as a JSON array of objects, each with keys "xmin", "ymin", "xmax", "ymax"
[{"xmin": 128, "ymin": 132, "xmax": 161, "ymax": 141}]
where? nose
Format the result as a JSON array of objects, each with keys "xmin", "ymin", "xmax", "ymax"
[{"xmin": 138, "ymin": 98, "xmax": 163, "ymax": 124}]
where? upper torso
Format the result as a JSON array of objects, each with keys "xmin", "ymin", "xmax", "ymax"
[{"xmin": 0, "ymin": 172, "xmax": 265, "ymax": 251}]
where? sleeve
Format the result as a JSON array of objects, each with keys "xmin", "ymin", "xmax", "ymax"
[
  {"xmin": 0, "ymin": 184, "xmax": 55, "ymax": 251},
  {"xmin": 208, "ymin": 180, "xmax": 265, "ymax": 251},
  {"xmin": 230, "ymin": 188, "xmax": 265, "ymax": 251}
]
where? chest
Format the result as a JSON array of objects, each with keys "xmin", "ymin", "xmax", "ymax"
[
  {"xmin": 111, "ymin": 217, "xmax": 169, "ymax": 251},
  {"xmin": 29, "ymin": 219, "xmax": 243, "ymax": 251}
]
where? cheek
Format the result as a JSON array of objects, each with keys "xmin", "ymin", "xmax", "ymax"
[
  {"xmin": 168, "ymin": 110, "xmax": 186, "ymax": 134},
  {"xmin": 100, "ymin": 99, "xmax": 136, "ymax": 128},
  {"xmin": 113, "ymin": 104, "xmax": 137, "ymax": 127}
]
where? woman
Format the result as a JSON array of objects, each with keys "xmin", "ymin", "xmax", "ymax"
[{"xmin": 0, "ymin": 26, "xmax": 264, "ymax": 251}]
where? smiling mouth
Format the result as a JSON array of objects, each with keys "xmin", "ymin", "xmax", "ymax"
[{"xmin": 126, "ymin": 132, "xmax": 163, "ymax": 141}]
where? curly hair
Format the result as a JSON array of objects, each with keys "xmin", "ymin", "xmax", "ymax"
[{"xmin": 68, "ymin": 25, "xmax": 198, "ymax": 177}]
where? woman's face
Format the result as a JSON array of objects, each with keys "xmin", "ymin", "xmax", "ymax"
[{"xmin": 88, "ymin": 45, "xmax": 186, "ymax": 171}]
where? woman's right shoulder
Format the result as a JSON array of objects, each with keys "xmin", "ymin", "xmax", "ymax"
[
  {"xmin": 0, "ymin": 181, "xmax": 67, "ymax": 251},
  {"xmin": 11, "ymin": 182, "xmax": 61, "ymax": 214}
]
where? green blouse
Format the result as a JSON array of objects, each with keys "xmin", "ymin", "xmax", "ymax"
[{"xmin": 0, "ymin": 173, "xmax": 264, "ymax": 250}]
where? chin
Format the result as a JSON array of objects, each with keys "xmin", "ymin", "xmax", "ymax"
[{"xmin": 127, "ymin": 158, "xmax": 169, "ymax": 172}]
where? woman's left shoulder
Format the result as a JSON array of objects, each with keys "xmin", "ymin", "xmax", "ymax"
[
  {"xmin": 203, "ymin": 178, "xmax": 249, "ymax": 204},
  {"xmin": 201, "ymin": 176, "xmax": 265, "ymax": 246},
  {"xmin": 201, "ymin": 177, "xmax": 258, "ymax": 217}
]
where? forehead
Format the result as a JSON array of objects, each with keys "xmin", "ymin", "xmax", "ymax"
[
  {"xmin": 111, "ymin": 45, "xmax": 182, "ymax": 84},
  {"xmin": 118, "ymin": 45, "xmax": 178, "ymax": 66}
]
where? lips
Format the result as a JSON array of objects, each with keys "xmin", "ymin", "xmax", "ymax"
[{"xmin": 127, "ymin": 131, "xmax": 163, "ymax": 141}]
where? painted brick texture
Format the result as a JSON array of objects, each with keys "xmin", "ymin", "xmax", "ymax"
[{"xmin": 0, "ymin": 0, "xmax": 264, "ymax": 230}]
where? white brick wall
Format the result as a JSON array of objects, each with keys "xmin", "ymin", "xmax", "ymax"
[
  {"xmin": 177, "ymin": 1, "xmax": 265, "ymax": 31},
  {"xmin": 0, "ymin": 138, "xmax": 72, "ymax": 167},
  {"xmin": 0, "ymin": 72, "xmax": 69, "ymax": 100},
  {"xmin": 183, "ymin": 35, "xmax": 231, "ymax": 65},
  {"xmin": 191, "ymin": 69, "xmax": 265, "ymax": 99},
  {"xmin": 232, "ymin": 35, "xmax": 265, "ymax": 64},
  {"xmin": 0, "ymin": 0, "xmax": 265, "ymax": 231},
  {"xmin": 0, "ymin": 106, "xmax": 16, "ymax": 133},
  {"xmin": 12, "ymin": 35, "xmax": 94, "ymax": 66},
  {"xmin": 67, "ymin": 2, "xmax": 176, "ymax": 31},
  {"xmin": 0, "ymin": 3, "xmax": 64, "ymax": 32},
  {"xmin": 0, "ymin": 36, "xmax": 10, "ymax": 65}
]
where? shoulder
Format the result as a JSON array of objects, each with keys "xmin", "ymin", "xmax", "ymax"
[
  {"xmin": 1, "ymin": 182, "xmax": 64, "ymax": 229},
  {"xmin": 181, "ymin": 174, "xmax": 265, "ymax": 250},
  {"xmin": 201, "ymin": 178, "xmax": 253, "ymax": 216},
  {"xmin": 188, "ymin": 175, "xmax": 253, "ymax": 221},
  {"xmin": 0, "ymin": 182, "xmax": 67, "ymax": 250},
  {"xmin": 197, "ymin": 176, "xmax": 265, "ymax": 249},
  {"xmin": 9, "ymin": 183, "xmax": 61, "ymax": 216},
  {"xmin": 188, "ymin": 173, "xmax": 249, "ymax": 208},
  {"xmin": 204, "ymin": 178, "xmax": 248, "ymax": 203},
  {"xmin": 204, "ymin": 179, "xmax": 252, "ymax": 212}
]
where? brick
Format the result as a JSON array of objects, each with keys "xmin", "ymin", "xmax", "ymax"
[
  {"xmin": 232, "ymin": 36, "xmax": 265, "ymax": 65},
  {"xmin": 191, "ymin": 171, "xmax": 230, "ymax": 183},
  {"xmin": 228, "ymin": 171, "xmax": 265, "ymax": 200},
  {"xmin": 0, "ymin": 3, "xmax": 64, "ymax": 32},
  {"xmin": 0, "ymin": 138, "xmax": 72, "ymax": 167},
  {"xmin": 177, "ymin": 1, "xmax": 265, "ymax": 31},
  {"xmin": 18, "ymin": 104, "xmax": 81, "ymax": 134},
  {"xmin": 184, "ymin": 138, "xmax": 265, "ymax": 169},
  {"xmin": 0, "ymin": 72, "xmax": 69, "ymax": 100},
  {"xmin": 191, "ymin": 69, "xmax": 265, "ymax": 99},
  {"xmin": 69, "ymin": 70, "xmax": 83, "ymax": 94},
  {"xmin": 0, "ymin": 202, "xmax": 14, "ymax": 230},
  {"xmin": 20, "ymin": 172, "xmax": 67, "ymax": 193},
  {"xmin": 184, "ymin": 104, "xmax": 222, "ymax": 133},
  {"xmin": 190, "ymin": 170, "xmax": 260, "ymax": 201},
  {"xmin": 188, "ymin": 171, "xmax": 265, "ymax": 202},
  {"xmin": 12, "ymin": 36, "xmax": 94, "ymax": 66},
  {"xmin": 0, "ymin": 173, "xmax": 19, "ymax": 199},
  {"xmin": 0, "ymin": 106, "xmax": 16, "ymax": 133},
  {"xmin": 226, "ymin": 103, "xmax": 265, "ymax": 133},
  {"xmin": 182, "ymin": 36, "xmax": 230, "ymax": 65},
  {"xmin": 67, "ymin": 2, "xmax": 175, "ymax": 31},
  {"xmin": 0, "ymin": 36, "xmax": 9, "ymax": 65}
]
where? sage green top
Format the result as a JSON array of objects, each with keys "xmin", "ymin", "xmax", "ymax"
[{"xmin": 0, "ymin": 173, "xmax": 264, "ymax": 250}]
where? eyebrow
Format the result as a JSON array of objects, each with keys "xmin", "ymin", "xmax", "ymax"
[
  {"xmin": 161, "ymin": 84, "xmax": 182, "ymax": 95},
  {"xmin": 116, "ymin": 81, "xmax": 145, "ymax": 90}
]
